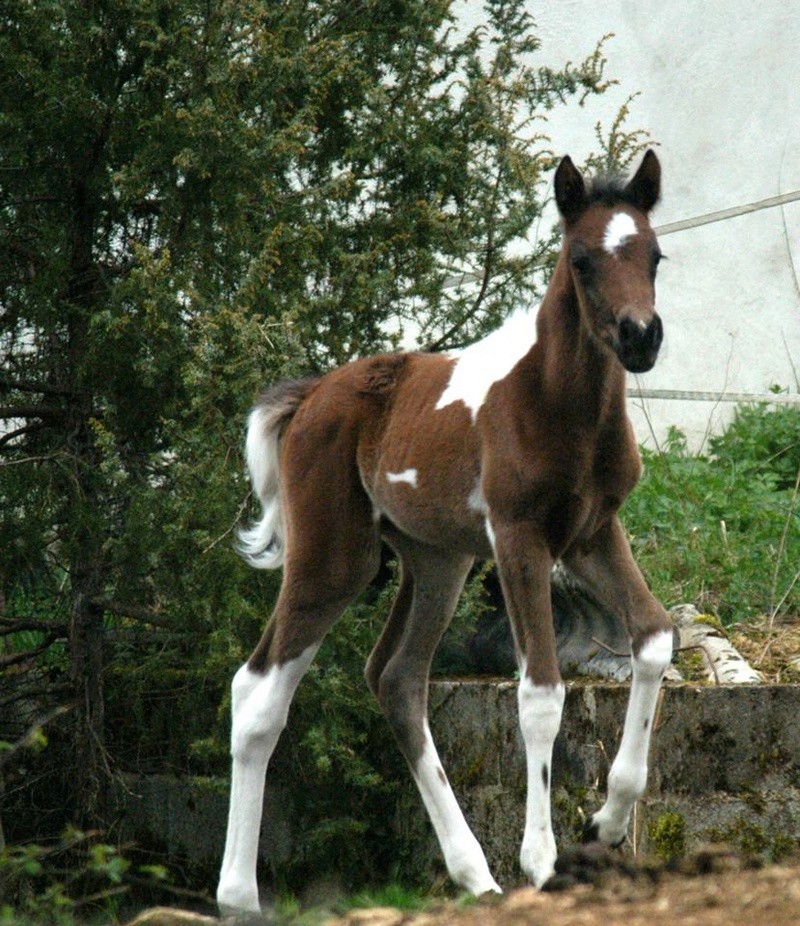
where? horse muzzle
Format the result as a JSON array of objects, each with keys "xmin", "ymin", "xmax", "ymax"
[{"xmin": 614, "ymin": 313, "xmax": 663, "ymax": 373}]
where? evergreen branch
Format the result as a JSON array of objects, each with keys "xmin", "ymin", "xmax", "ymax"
[
  {"xmin": 0, "ymin": 618, "xmax": 69, "ymax": 636},
  {"xmin": 0, "ymin": 705, "xmax": 72, "ymax": 770},
  {"xmin": 0, "ymin": 633, "xmax": 63, "ymax": 670},
  {"xmin": 90, "ymin": 598, "xmax": 172, "ymax": 629}
]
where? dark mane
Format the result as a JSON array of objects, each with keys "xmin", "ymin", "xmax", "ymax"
[{"xmin": 586, "ymin": 173, "xmax": 637, "ymax": 208}]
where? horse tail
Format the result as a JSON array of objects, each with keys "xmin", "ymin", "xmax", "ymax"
[{"xmin": 237, "ymin": 378, "xmax": 317, "ymax": 569}]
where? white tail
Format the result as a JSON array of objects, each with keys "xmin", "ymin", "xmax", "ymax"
[{"xmin": 237, "ymin": 379, "xmax": 315, "ymax": 569}]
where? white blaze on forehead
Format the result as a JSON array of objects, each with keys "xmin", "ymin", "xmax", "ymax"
[
  {"xmin": 386, "ymin": 468, "xmax": 418, "ymax": 488},
  {"xmin": 603, "ymin": 211, "xmax": 638, "ymax": 254},
  {"xmin": 435, "ymin": 305, "xmax": 539, "ymax": 422}
]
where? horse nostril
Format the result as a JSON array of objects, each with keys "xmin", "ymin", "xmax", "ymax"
[
  {"xmin": 619, "ymin": 316, "xmax": 662, "ymax": 350},
  {"xmin": 647, "ymin": 315, "xmax": 664, "ymax": 351},
  {"xmin": 618, "ymin": 317, "xmax": 642, "ymax": 347}
]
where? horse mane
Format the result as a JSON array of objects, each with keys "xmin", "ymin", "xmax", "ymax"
[{"xmin": 585, "ymin": 172, "xmax": 638, "ymax": 209}]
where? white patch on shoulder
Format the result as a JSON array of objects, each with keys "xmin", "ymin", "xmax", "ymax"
[
  {"xmin": 603, "ymin": 212, "xmax": 638, "ymax": 254},
  {"xmin": 386, "ymin": 468, "xmax": 418, "ymax": 488},
  {"xmin": 435, "ymin": 305, "xmax": 539, "ymax": 421}
]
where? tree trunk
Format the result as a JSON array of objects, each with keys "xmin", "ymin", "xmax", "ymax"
[{"xmin": 63, "ymin": 175, "xmax": 110, "ymax": 826}]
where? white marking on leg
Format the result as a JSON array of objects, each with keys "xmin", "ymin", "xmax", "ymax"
[
  {"xmin": 435, "ymin": 305, "xmax": 539, "ymax": 421},
  {"xmin": 386, "ymin": 468, "xmax": 418, "ymax": 488},
  {"xmin": 217, "ymin": 645, "xmax": 318, "ymax": 914},
  {"xmin": 517, "ymin": 673, "xmax": 565, "ymax": 887},
  {"xmin": 413, "ymin": 722, "xmax": 501, "ymax": 895},
  {"xmin": 590, "ymin": 629, "xmax": 672, "ymax": 845},
  {"xmin": 466, "ymin": 484, "xmax": 496, "ymax": 551},
  {"xmin": 603, "ymin": 212, "xmax": 638, "ymax": 254}
]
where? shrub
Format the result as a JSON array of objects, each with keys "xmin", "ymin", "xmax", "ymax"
[{"xmin": 622, "ymin": 405, "xmax": 800, "ymax": 625}]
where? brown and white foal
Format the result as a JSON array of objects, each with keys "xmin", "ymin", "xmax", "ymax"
[{"xmin": 217, "ymin": 151, "xmax": 674, "ymax": 913}]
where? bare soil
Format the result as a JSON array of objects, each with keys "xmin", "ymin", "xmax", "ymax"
[
  {"xmin": 325, "ymin": 847, "xmax": 800, "ymax": 926},
  {"xmin": 128, "ymin": 848, "xmax": 800, "ymax": 926}
]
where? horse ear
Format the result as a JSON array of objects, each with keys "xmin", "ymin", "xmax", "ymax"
[
  {"xmin": 625, "ymin": 150, "xmax": 661, "ymax": 213},
  {"xmin": 554, "ymin": 155, "xmax": 588, "ymax": 223}
]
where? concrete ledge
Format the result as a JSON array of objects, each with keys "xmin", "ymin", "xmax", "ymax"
[
  {"xmin": 396, "ymin": 681, "xmax": 800, "ymax": 886},
  {"xmin": 113, "ymin": 683, "xmax": 800, "ymax": 890}
]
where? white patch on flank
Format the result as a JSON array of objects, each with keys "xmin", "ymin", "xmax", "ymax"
[
  {"xmin": 589, "ymin": 628, "xmax": 672, "ymax": 846},
  {"xmin": 603, "ymin": 211, "xmax": 638, "ymax": 254},
  {"xmin": 218, "ymin": 646, "xmax": 319, "ymax": 914},
  {"xmin": 413, "ymin": 721, "xmax": 502, "ymax": 895},
  {"xmin": 386, "ymin": 468, "xmax": 418, "ymax": 488},
  {"xmin": 484, "ymin": 518, "xmax": 496, "ymax": 552},
  {"xmin": 517, "ymin": 676, "xmax": 566, "ymax": 887},
  {"xmin": 435, "ymin": 305, "xmax": 539, "ymax": 421}
]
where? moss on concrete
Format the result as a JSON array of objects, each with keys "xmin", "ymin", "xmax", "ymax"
[{"xmin": 648, "ymin": 811, "xmax": 688, "ymax": 860}]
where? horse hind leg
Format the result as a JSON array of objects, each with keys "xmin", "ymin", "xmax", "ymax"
[
  {"xmin": 369, "ymin": 532, "xmax": 501, "ymax": 896},
  {"xmin": 217, "ymin": 629, "xmax": 319, "ymax": 914},
  {"xmin": 217, "ymin": 530, "xmax": 381, "ymax": 913}
]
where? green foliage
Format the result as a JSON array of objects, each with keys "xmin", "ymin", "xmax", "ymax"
[
  {"xmin": 622, "ymin": 405, "xmax": 800, "ymax": 624},
  {"xmin": 708, "ymin": 401, "xmax": 800, "ymax": 492},
  {"xmin": 343, "ymin": 882, "xmax": 434, "ymax": 913},
  {"xmin": 0, "ymin": 829, "xmax": 167, "ymax": 926}
]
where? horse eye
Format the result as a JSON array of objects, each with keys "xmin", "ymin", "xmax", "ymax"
[
  {"xmin": 650, "ymin": 248, "xmax": 664, "ymax": 279},
  {"xmin": 570, "ymin": 248, "xmax": 593, "ymax": 280}
]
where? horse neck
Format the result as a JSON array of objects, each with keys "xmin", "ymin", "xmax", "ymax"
[{"xmin": 531, "ymin": 253, "xmax": 627, "ymax": 424}]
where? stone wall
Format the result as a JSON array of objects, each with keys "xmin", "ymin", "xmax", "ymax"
[
  {"xmin": 114, "ymin": 683, "xmax": 800, "ymax": 890},
  {"xmin": 397, "ymin": 682, "xmax": 800, "ymax": 886}
]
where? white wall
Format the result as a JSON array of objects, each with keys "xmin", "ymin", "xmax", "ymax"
[{"xmin": 464, "ymin": 0, "xmax": 800, "ymax": 448}]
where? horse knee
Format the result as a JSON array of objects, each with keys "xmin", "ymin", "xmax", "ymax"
[
  {"xmin": 517, "ymin": 678, "xmax": 565, "ymax": 746},
  {"xmin": 230, "ymin": 648, "xmax": 317, "ymax": 762},
  {"xmin": 632, "ymin": 628, "xmax": 673, "ymax": 681},
  {"xmin": 374, "ymin": 662, "xmax": 426, "ymax": 759},
  {"xmin": 230, "ymin": 668, "xmax": 284, "ymax": 761}
]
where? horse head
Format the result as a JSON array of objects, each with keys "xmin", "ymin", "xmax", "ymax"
[{"xmin": 555, "ymin": 150, "xmax": 664, "ymax": 374}]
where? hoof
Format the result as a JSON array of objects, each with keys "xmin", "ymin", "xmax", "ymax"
[
  {"xmin": 582, "ymin": 816, "xmax": 626, "ymax": 849},
  {"xmin": 581, "ymin": 818, "xmax": 600, "ymax": 843}
]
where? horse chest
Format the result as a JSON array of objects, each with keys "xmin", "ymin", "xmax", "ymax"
[{"xmin": 481, "ymin": 427, "xmax": 638, "ymax": 556}]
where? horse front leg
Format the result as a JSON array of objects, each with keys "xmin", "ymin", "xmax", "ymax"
[
  {"xmin": 564, "ymin": 517, "xmax": 674, "ymax": 848},
  {"xmin": 492, "ymin": 523, "xmax": 564, "ymax": 888},
  {"xmin": 370, "ymin": 536, "xmax": 501, "ymax": 896}
]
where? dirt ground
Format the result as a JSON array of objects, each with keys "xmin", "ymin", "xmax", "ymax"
[
  {"xmin": 324, "ymin": 848, "xmax": 800, "ymax": 926},
  {"xmin": 129, "ymin": 847, "xmax": 800, "ymax": 926}
]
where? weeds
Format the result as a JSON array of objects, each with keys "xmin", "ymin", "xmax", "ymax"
[
  {"xmin": 622, "ymin": 405, "xmax": 800, "ymax": 627},
  {"xmin": 0, "ymin": 829, "xmax": 169, "ymax": 926}
]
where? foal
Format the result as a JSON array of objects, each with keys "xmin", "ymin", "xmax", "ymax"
[{"xmin": 217, "ymin": 151, "xmax": 674, "ymax": 913}]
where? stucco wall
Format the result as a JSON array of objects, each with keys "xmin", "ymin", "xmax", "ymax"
[{"xmin": 461, "ymin": 0, "xmax": 800, "ymax": 447}]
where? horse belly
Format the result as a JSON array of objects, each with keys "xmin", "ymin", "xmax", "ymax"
[
  {"xmin": 370, "ymin": 470, "xmax": 491, "ymax": 556},
  {"xmin": 362, "ymin": 414, "xmax": 491, "ymax": 556}
]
